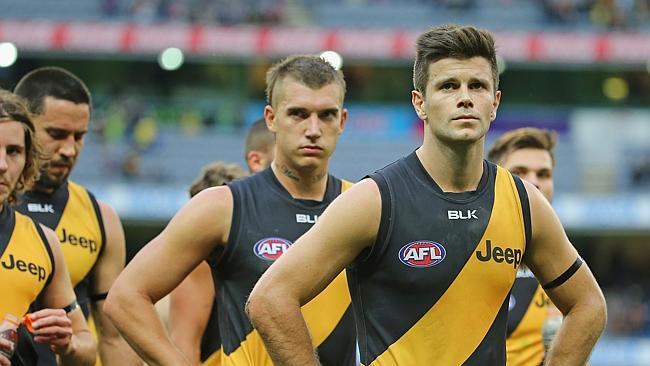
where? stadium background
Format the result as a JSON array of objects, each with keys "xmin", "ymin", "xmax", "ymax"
[{"xmin": 0, "ymin": 0, "xmax": 649, "ymax": 364}]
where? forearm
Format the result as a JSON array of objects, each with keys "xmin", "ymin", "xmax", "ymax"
[
  {"xmin": 105, "ymin": 291, "xmax": 189, "ymax": 366},
  {"xmin": 99, "ymin": 336, "xmax": 143, "ymax": 366},
  {"xmin": 58, "ymin": 331, "xmax": 97, "ymax": 366},
  {"xmin": 247, "ymin": 293, "xmax": 318, "ymax": 366},
  {"xmin": 544, "ymin": 302, "xmax": 606, "ymax": 366}
]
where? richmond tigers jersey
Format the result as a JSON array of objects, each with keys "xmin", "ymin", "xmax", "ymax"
[
  {"xmin": 506, "ymin": 269, "xmax": 549, "ymax": 366},
  {"xmin": 0, "ymin": 205, "xmax": 54, "ymax": 321},
  {"xmin": 210, "ymin": 167, "xmax": 356, "ymax": 366},
  {"xmin": 349, "ymin": 152, "xmax": 531, "ymax": 366},
  {"xmin": 17, "ymin": 181, "xmax": 105, "ymax": 317}
]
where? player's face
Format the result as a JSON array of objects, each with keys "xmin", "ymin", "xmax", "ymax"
[
  {"xmin": 33, "ymin": 97, "xmax": 90, "ymax": 191},
  {"xmin": 412, "ymin": 57, "xmax": 500, "ymax": 145},
  {"xmin": 0, "ymin": 121, "xmax": 27, "ymax": 205},
  {"xmin": 265, "ymin": 78, "xmax": 346, "ymax": 170},
  {"xmin": 501, "ymin": 148, "xmax": 554, "ymax": 202}
]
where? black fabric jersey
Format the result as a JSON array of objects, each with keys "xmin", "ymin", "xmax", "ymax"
[
  {"xmin": 349, "ymin": 151, "xmax": 530, "ymax": 366},
  {"xmin": 210, "ymin": 167, "xmax": 356, "ymax": 366}
]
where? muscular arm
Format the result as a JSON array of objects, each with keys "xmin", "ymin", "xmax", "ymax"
[
  {"xmin": 169, "ymin": 261, "xmax": 215, "ymax": 364},
  {"xmin": 246, "ymin": 179, "xmax": 380, "ymax": 366},
  {"xmin": 38, "ymin": 226, "xmax": 96, "ymax": 366},
  {"xmin": 104, "ymin": 187, "xmax": 232, "ymax": 366},
  {"xmin": 523, "ymin": 182, "xmax": 607, "ymax": 366},
  {"xmin": 91, "ymin": 201, "xmax": 141, "ymax": 365}
]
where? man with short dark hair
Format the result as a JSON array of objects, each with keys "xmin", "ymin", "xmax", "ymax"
[
  {"xmin": 247, "ymin": 25, "xmax": 606, "ymax": 366},
  {"xmin": 14, "ymin": 67, "xmax": 138, "ymax": 365}
]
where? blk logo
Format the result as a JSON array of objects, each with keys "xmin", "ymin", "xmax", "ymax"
[
  {"xmin": 27, "ymin": 203, "xmax": 54, "ymax": 214},
  {"xmin": 253, "ymin": 237, "xmax": 292, "ymax": 261},
  {"xmin": 447, "ymin": 209, "xmax": 478, "ymax": 220},
  {"xmin": 296, "ymin": 214, "xmax": 318, "ymax": 224},
  {"xmin": 398, "ymin": 241, "xmax": 446, "ymax": 268}
]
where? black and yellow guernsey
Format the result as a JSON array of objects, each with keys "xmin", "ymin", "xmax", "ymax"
[
  {"xmin": 0, "ymin": 204, "xmax": 54, "ymax": 321},
  {"xmin": 506, "ymin": 269, "xmax": 548, "ymax": 366},
  {"xmin": 350, "ymin": 151, "xmax": 531, "ymax": 366},
  {"xmin": 16, "ymin": 180, "xmax": 105, "ymax": 365},
  {"xmin": 210, "ymin": 167, "xmax": 356, "ymax": 366},
  {"xmin": 16, "ymin": 180, "xmax": 105, "ymax": 316}
]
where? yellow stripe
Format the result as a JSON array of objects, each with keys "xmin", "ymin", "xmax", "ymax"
[
  {"xmin": 224, "ymin": 271, "xmax": 350, "ymax": 365},
  {"xmin": 221, "ymin": 329, "xmax": 271, "ymax": 366},
  {"xmin": 371, "ymin": 167, "xmax": 526, "ymax": 365},
  {"xmin": 202, "ymin": 348, "xmax": 222, "ymax": 366},
  {"xmin": 302, "ymin": 271, "xmax": 350, "ymax": 345}
]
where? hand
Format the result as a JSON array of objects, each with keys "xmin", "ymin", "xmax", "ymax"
[
  {"xmin": 28, "ymin": 309, "xmax": 74, "ymax": 355},
  {"xmin": 0, "ymin": 336, "xmax": 13, "ymax": 366}
]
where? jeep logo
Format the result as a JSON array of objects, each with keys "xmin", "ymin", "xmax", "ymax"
[
  {"xmin": 1, "ymin": 254, "xmax": 47, "ymax": 281},
  {"xmin": 59, "ymin": 228, "xmax": 98, "ymax": 254},
  {"xmin": 475, "ymin": 240, "xmax": 522, "ymax": 269}
]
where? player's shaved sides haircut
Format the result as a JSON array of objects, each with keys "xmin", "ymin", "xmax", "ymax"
[{"xmin": 265, "ymin": 54, "xmax": 346, "ymax": 108}]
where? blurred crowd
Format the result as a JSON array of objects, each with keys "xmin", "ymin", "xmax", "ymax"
[{"xmin": 100, "ymin": 0, "xmax": 650, "ymax": 29}]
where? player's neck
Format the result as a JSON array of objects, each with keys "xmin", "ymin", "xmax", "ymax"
[
  {"xmin": 271, "ymin": 160, "xmax": 329, "ymax": 201},
  {"xmin": 417, "ymin": 139, "xmax": 485, "ymax": 193}
]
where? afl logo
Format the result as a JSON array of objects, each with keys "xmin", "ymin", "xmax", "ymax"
[
  {"xmin": 253, "ymin": 237, "xmax": 292, "ymax": 261},
  {"xmin": 398, "ymin": 241, "xmax": 446, "ymax": 268}
]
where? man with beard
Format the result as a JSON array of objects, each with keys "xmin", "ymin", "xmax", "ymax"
[
  {"xmin": 488, "ymin": 127, "xmax": 563, "ymax": 366},
  {"xmin": 14, "ymin": 67, "xmax": 139, "ymax": 365}
]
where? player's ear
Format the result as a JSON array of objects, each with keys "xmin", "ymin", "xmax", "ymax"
[
  {"xmin": 338, "ymin": 108, "xmax": 348, "ymax": 134},
  {"xmin": 412, "ymin": 90, "xmax": 427, "ymax": 121},
  {"xmin": 264, "ymin": 105, "xmax": 277, "ymax": 133}
]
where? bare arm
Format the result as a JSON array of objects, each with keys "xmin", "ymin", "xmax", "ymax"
[
  {"xmin": 246, "ymin": 179, "xmax": 381, "ymax": 366},
  {"xmin": 90, "ymin": 201, "xmax": 141, "ymax": 365},
  {"xmin": 38, "ymin": 226, "xmax": 96, "ymax": 366},
  {"xmin": 169, "ymin": 261, "xmax": 215, "ymax": 364},
  {"xmin": 523, "ymin": 182, "xmax": 607, "ymax": 366},
  {"xmin": 104, "ymin": 187, "xmax": 232, "ymax": 366}
]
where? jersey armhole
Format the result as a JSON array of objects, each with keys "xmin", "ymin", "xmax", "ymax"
[
  {"xmin": 214, "ymin": 184, "xmax": 240, "ymax": 267},
  {"xmin": 32, "ymin": 219, "xmax": 55, "ymax": 288},
  {"xmin": 355, "ymin": 173, "xmax": 392, "ymax": 265},
  {"xmin": 512, "ymin": 176, "xmax": 532, "ymax": 250}
]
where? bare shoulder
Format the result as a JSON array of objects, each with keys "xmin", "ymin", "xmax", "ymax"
[
  {"xmin": 96, "ymin": 199, "xmax": 120, "ymax": 222},
  {"xmin": 163, "ymin": 185, "xmax": 234, "ymax": 246},
  {"xmin": 338, "ymin": 177, "xmax": 380, "ymax": 202},
  {"xmin": 315, "ymin": 177, "xmax": 381, "ymax": 247}
]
